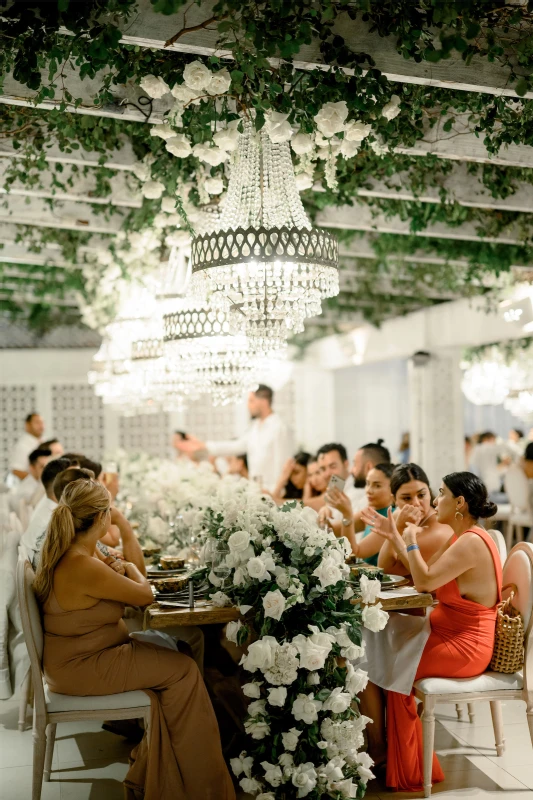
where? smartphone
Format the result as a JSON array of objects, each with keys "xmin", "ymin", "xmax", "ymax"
[{"xmin": 328, "ymin": 474, "xmax": 345, "ymax": 492}]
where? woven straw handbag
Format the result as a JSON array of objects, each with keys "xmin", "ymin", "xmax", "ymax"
[{"xmin": 489, "ymin": 584, "xmax": 525, "ymax": 674}]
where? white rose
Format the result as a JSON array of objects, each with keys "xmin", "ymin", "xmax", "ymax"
[
  {"xmin": 257, "ymin": 794, "xmax": 276, "ymax": 800},
  {"xmin": 228, "ymin": 530, "xmax": 251, "ymax": 553},
  {"xmin": 295, "ymin": 172, "xmax": 314, "ymax": 191},
  {"xmin": 267, "ymin": 686, "xmax": 287, "ymax": 707},
  {"xmin": 193, "ymin": 142, "xmax": 230, "ymax": 166},
  {"xmin": 326, "ymin": 625, "xmax": 351, "ymax": 648},
  {"xmin": 281, "ymin": 727, "xmax": 301, "ymax": 751},
  {"xmin": 382, "ymin": 93, "xmax": 402, "ymax": 121},
  {"xmin": 213, "ymin": 120, "xmax": 240, "ymax": 151},
  {"xmin": 247, "ymin": 698, "xmax": 267, "ymax": 717},
  {"xmin": 150, "ymin": 124, "xmax": 176, "ymax": 141},
  {"xmin": 132, "ymin": 161, "xmax": 152, "ymax": 182},
  {"xmin": 242, "ymin": 682, "xmax": 262, "ymax": 698},
  {"xmin": 210, "ymin": 591, "xmax": 231, "ymax": 607},
  {"xmin": 206, "ymin": 68, "xmax": 232, "ymax": 95},
  {"xmin": 230, "ymin": 751, "xmax": 253, "ymax": 778},
  {"xmin": 291, "ymin": 132, "xmax": 314, "ymax": 155},
  {"xmin": 314, "ymin": 101, "xmax": 349, "ymax": 137},
  {"xmin": 312, "ymin": 555, "xmax": 343, "ymax": 588},
  {"xmin": 322, "ymin": 686, "xmax": 353, "ymax": 714},
  {"xmin": 247, "ymin": 556, "xmax": 270, "ymax": 581},
  {"xmin": 263, "ymin": 110, "xmax": 293, "ymax": 143},
  {"xmin": 355, "ymin": 751, "xmax": 375, "ymax": 782},
  {"xmin": 139, "ymin": 74, "xmax": 170, "ymax": 99},
  {"xmin": 333, "ymin": 777, "xmax": 358, "ymax": 798},
  {"xmin": 240, "ymin": 776, "xmax": 262, "ymax": 794},
  {"xmin": 160, "ymin": 196, "xmax": 177, "ymax": 213},
  {"xmin": 292, "ymin": 763, "xmax": 317, "ymax": 798},
  {"xmin": 141, "ymin": 180, "xmax": 165, "ymax": 199},
  {"xmin": 183, "ymin": 60, "xmax": 212, "ymax": 91},
  {"xmin": 307, "ymin": 672, "xmax": 320, "ymax": 686},
  {"xmin": 226, "ymin": 620, "xmax": 242, "ymax": 644},
  {"xmin": 345, "ymin": 663, "xmax": 369, "ymax": 696},
  {"xmin": 261, "ymin": 761, "xmax": 283, "ymax": 787},
  {"xmin": 370, "ymin": 136, "xmax": 387, "ymax": 156},
  {"xmin": 263, "ymin": 589, "xmax": 286, "ymax": 621},
  {"xmin": 359, "ymin": 574, "xmax": 381, "ymax": 604},
  {"xmin": 362, "ymin": 602, "xmax": 389, "ymax": 632},
  {"xmin": 340, "ymin": 139, "xmax": 360, "ymax": 158},
  {"xmin": 165, "ymin": 134, "xmax": 192, "ymax": 158},
  {"xmin": 292, "ymin": 693, "xmax": 322, "ymax": 725},
  {"xmin": 204, "ymin": 176, "xmax": 224, "ymax": 195},
  {"xmin": 344, "ymin": 119, "xmax": 372, "ymax": 142},
  {"xmin": 244, "ymin": 718, "xmax": 270, "ymax": 739},
  {"xmin": 340, "ymin": 641, "xmax": 366, "ymax": 660},
  {"xmin": 293, "ymin": 633, "xmax": 332, "ymax": 671},
  {"xmin": 233, "ymin": 567, "xmax": 247, "ymax": 586},
  {"xmin": 320, "ymin": 757, "xmax": 345, "ymax": 782},
  {"xmin": 343, "ymin": 586, "xmax": 355, "ymax": 600},
  {"xmin": 241, "ymin": 636, "xmax": 277, "ymax": 672},
  {"xmin": 170, "ymin": 83, "xmax": 203, "ymax": 105}
]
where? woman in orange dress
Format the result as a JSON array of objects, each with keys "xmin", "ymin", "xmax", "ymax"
[
  {"xmin": 34, "ymin": 478, "xmax": 235, "ymax": 800},
  {"xmin": 360, "ymin": 471, "xmax": 502, "ymax": 792}
]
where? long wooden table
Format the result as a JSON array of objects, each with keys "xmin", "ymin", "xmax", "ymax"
[{"xmin": 146, "ymin": 587, "xmax": 433, "ymax": 629}]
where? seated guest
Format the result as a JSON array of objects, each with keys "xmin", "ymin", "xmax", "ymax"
[
  {"xmin": 303, "ymin": 456, "xmax": 328, "ymax": 503},
  {"xmin": 272, "ymin": 452, "xmax": 312, "ymax": 502},
  {"xmin": 21, "ymin": 456, "xmax": 72, "ymax": 564},
  {"xmin": 469, "ymin": 431, "xmax": 510, "ymax": 499},
  {"xmin": 348, "ymin": 440, "xmax": 392, "ymax": 527},
  {"xmin": 9, "ymin": 447, "xmax": 51, "ymax": 511},
  {"xmin": 364, "ymin": 463, "xmax": 452, "ymax": 576},
  {"xmin": 227, "ymin": 453, "xmax": 249, "ymax": 480},
  {"xmin": 9, "ymin": 412, "xmax": 45, "ymax": 482},
  {"xmin": 320, "ymin": 463, "xmax": 395, "ymax": 564},
  {"xmin": 34, "ymin": 479, "xmax": 234, "ymax": 800},
  {"xmin": 359, "ymin": 472, "xmax": 501, "ymax": 792},
  {"xmin": 41, "ymin": 438, "xmax": 64, "ymax": 458},
  {"xmin": 305, "ymin": 442, "xmax": 350, "ymax": 511},
  {"xmin": 508, "ymin": 428, "xmax": 525, "ymax": 459},
  {"xmin": 64, "ymin": 454, "xmax": 120, "ymax": 545}
]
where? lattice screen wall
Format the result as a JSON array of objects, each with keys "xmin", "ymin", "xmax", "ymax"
[
  {"xmin": 119, "ymin": 411, "xmax": 171, "ymax": 458},
  {"xmin": 0, "ymin": 385, "xmax": 37, "ymax": 477},
  {"xmin": 51, "ymin": 383, "xmax": 105, "ymax": 459}
]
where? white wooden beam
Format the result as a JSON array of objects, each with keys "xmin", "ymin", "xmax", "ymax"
[
  {"xmin": 115, "ymin": 0, "xmax": 533, "ymax": 100},
  {"xmin": 0, "ymin": 196, "xmax": 126, "ymax": 234},
  {"xmin": 0, "ymin": 231, "xmax": 112, "ymax": 255},
  {"xmin": 0, "ymin": 162, "xmax": 142, "ymax": 207},
  {"xmin": 317, "ymin": 202, "xmax": 524, "ymax": 244},
  {"xmin": 0, "ymin": 139, "xmax": 138, "ymax": 171}
]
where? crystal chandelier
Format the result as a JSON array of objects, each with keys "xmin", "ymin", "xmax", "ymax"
[
  {"xmin": 461, "ymin": 360, "xmax": 511, "ymax": 406},
  {"xmin": 190, "ymin": 118, "xmax": 339, "ymax": 350},
  {"xmin": 504, "ymin": 390, "xmax": 533, "ymax": 420}
]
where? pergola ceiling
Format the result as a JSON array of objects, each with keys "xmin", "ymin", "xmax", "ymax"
[{"xmin": 2, "ymin": 2, "xmax": 533, "ymax": 340}]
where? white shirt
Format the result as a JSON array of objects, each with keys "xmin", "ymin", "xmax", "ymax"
[
  {"xmin": 10, "ymin": 432, "xmax": 40, "ymax": 473},
  {"xmin": 207, "ymin": 412, "xmax": 293, "ymax": 492},
  {"xmin": 9, "ymin": 474, "xmax": 40, "ymax": 512},
  {"xmin": 469, "ymin": 442, "xmax": 510, "ymax": 494},
  {"xmin": 21, "ymin": 495, "xmax": 57, "ymax": 565}
]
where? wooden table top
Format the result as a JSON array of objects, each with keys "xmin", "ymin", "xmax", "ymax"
[{"xmin": 147, "ymin": 588, "xmax": 433, "ymax": 628}]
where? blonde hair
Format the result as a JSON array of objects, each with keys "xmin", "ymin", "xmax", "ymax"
[{"xmin": 34, "ymin": 479, "xmax": 110, "ymax": 605}]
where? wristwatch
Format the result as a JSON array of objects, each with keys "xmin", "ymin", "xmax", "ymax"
[{"xmin": 341, "ymin": 517, "xmax": 352, "ymax": 527}]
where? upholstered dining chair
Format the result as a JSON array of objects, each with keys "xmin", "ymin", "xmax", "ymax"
[
  {"xmin": 16, "ymin": 559, "xmax": 151, "ymax": 800},
  {"xmin": 415, "ymin": 542, "xmax": 533, "ymax": 798}
]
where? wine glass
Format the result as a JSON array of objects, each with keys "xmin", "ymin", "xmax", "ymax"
[{"xmin": 211, "ymin": 542, "xmax": 231, "ymax": 589}]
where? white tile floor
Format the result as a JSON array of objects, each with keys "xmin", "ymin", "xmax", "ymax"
[{"xmin": 0, "ymin": 695, "xmax": 532, "ymax": 799}]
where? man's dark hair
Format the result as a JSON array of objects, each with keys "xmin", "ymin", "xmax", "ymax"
[
  {"xmin": 29, "ymin": 448, "xmax": 52, "ymax": 465},
  {"xmin": 479, "ymin": 431, "xmax": 496, "ymax": 443},
  {"xmin": 316, "ymin": 442, "xmax": 348, "ymax": 463},
  {"xmin": 512, "ymin": 428, "xmax": 524, "ymax": 439},
  {"xmin": 53, "ymin": 467, "xmax": 94, "ymax": 501},
  {"xmin": 41, "ymin": 457, "xmax": 72, "ymax": 493},
  {"xmin": 64, "ymin": 454, "xmax": 102, "ymax": 477},
  {"xmin": 174, "ymin": 430, "xmax": 188, "ymax": 439},
  {"xmin": 41, "ymin": 438, "xmax": 59, "ymax": 449},
  {"xmin": 63, "ymin": 452, "xmax": 83, "ymax": 465},
  {"xmin": 25, "ymin": 412, "xmax": 39, "ymax": 424},
  {"xmin": 237, "ymin": 453, "xmax": 249, "ymax": 470},
  {"xmin": 360, "ymin": 439, "xmax": 391, "ymax": 465},
  {"xmin": 254, "ymin": 384, "xmax": 273, "ymax": 405}
]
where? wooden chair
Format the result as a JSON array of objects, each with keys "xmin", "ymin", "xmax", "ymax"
[
  {"xmin": 414, "ymin": 542, "xmax": 533, "ymax": 797},
  {"xmin": 16, "ymin": 560, "xmax": 151, "ymax": 800}
]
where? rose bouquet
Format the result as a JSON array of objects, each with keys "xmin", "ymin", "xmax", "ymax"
[{"xmin": 201, "ymin": 483, "xmax": 389, "ymax": 799}]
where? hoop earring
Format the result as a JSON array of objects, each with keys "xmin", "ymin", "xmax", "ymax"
[{"xmin": 455, "ymin": 511, "xmax": 463, "ymax": 521}]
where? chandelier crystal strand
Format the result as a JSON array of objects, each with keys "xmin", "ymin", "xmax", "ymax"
[{"xmin": 190, "ymin": 117, "xmax": 339, "ymax": 351}]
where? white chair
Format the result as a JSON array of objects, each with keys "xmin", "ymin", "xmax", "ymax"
[
  {"xmin": 414, "ymin": 542, "xmax": 533, "ymax": 797},
  {"xmin": 16, "ymin": 560, "xmax": 151, "ymax": 800},
  {"xmin": 17, "ymin": 499, "xmax": 31, "ymax": 531},
  {"xmin": 504, "ymin": 464, "xmax": 533, "ymax": 549}
]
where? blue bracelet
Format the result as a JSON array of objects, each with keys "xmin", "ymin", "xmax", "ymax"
[{"xmin": 406, "ymin": 544, "xmax": 420, "ymax": 553}]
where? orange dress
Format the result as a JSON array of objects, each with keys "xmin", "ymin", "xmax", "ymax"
[
  {"xmin": 386, "ymin": 527, "xmax": 502, "ymax": 792},
  {"xmin": 42, "ymin": 592, "xmax": 235, "ymax": 800}
]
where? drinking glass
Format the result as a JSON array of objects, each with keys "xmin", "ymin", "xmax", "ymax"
[{"xmin": 211, "ymin": 542, "xmax": 231, "ymax": 589}]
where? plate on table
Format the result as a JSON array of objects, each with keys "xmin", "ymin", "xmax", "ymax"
[
  {"xmin": 147, "ymin": 565, "xmax": 190, "ymax": 576},
  {"xmin": 380, "ymin": 573, "xmax": 410, "ymax": 590}
]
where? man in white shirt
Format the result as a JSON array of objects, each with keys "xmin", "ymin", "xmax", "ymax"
[
  {"xmin": 9, "ymin": 447, "xmax": 51, "ymax": 512},
  {"xmin": 469, "ymin": 431, "xmax": 511, "ymax": 497},
  {"xmin": 177, "ymin": 385, "xmax": 293, "ymax": 492},
  {"xmin": 9, "ymin": 412, "xmax": 45, "ymax": 481},
  {"xmin": 348, "ymin": 439, "xmax": 392, "ymax": 514},
  {"xmin": 21, "ymin": 456, "xmax": 72, "ymax": 565}
]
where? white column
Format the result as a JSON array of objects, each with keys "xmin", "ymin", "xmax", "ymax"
[{"xmin": 408, "ymin": 348, "xmax": 465, "ymax": 490}]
